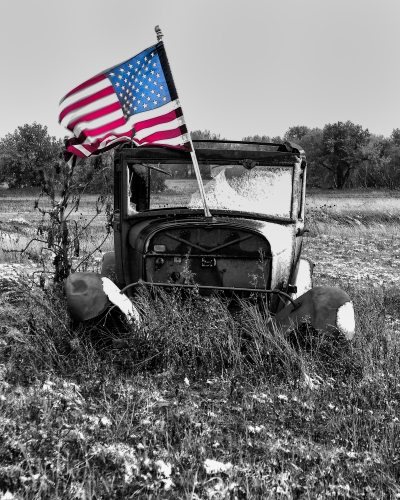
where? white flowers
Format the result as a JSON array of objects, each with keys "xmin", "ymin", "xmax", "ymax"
[
  {"xmin": 100, "ymin": 416, "xmax": 112, "ymax": 427},
  {"xmin": 301, "ymin": 373, "xmax": 322, "ymax": 390},
  {"xmin": 42, "ymin": 380, "xmax": 55, "ymax": 391},
  {"xmin": 247, "ymin": 424, "xmax": 265, "ymax": 434},
  {"xmin": 155, "ymin": 460, "xmax": 172, "ymax": 478},
  {"xmin": 1, "ymin": 491, "xmax": 15, "ymax": 500},
  {"xmin": 203, "ymin": 459, "xmax": 232, "ymax": 474}
]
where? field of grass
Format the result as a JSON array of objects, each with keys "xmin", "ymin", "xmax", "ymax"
[{"xmin": 1, "ymin": 188, "xmax": 400, "ymax": 498}]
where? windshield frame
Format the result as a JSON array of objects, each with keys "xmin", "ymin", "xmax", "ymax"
[{"xmin": 118, "ymin": 145, "xmax": 305, "ymax": 222}]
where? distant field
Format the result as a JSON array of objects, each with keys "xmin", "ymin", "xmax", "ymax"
[
  {"xmin": 0, "ymin": 190, "xmax": 108, "ymax": 224},
  {"xmin": 2, "ymin": 186, "xmax": 400, "ymax": 235},
  {"xmin": 307, "ymin": 188, "xmax": 400, "ymax": 217}
]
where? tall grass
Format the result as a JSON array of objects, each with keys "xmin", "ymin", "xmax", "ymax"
[
  {"xmin": 1, "ymin": 271, "xmax": 400, "ymax": 497},
  {"xmin": 1, "ymin": 190, "xmax": 400, "ymax": 497}
]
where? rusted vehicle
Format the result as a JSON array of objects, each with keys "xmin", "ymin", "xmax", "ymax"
[{"xmin": 65, "ymin": 140, "xmax": 355, "ymax": 340}]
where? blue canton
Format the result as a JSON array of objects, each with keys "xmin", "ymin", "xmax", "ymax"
[{"xmin": 106, "ymin": 46, "xmax": 172, "ymax": 120}]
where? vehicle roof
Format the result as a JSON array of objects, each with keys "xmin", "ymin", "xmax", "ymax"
[{"xmin": 117, "ymin": 140, "xmax": 306, "ymax": 167}]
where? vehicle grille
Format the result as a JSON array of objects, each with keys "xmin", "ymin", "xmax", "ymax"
[{"xmin": 145, "ymin": 226, "xmax": 272, "ymax": 292}]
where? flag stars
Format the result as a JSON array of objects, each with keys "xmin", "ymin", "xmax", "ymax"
[
  {"xmin": 146, "ymin": 96, "xmax": 151, "ymax": 101},
  {"xmin": 156, "ymin": 93, "xmax": 160, "ymax": 97},
  {"xmin": 151, "ymin": 70, "xmax": 155, "ymax": 75},
  {"xmin": 135, "ymin": 88, "xmax": 139, "ymax": 93},
  {"xmin": 128, "ymin": 64, "xmax": 133, "ymax": 68},
  {"xmin": 156, "ymin": 73, "xmax": 160, "ymax": 78},
  {"xmin": 115, "ymin": 82, "xmax": 120, "ymax": 87},
  {"xmin": 136, "ymin": 60, "xmax": 140, "ymax": 65},
  {"xmin": 124, "ymin": 78, "xmax": 127, "ymax": 83},
  {"xmin": 151, "ymin": 89, "xmax": 155, "ymax": 94},
  {"xmin": 109, "ymin": 72, "xmax": 115, "ymax": 76},
  {"xmin": 162, "ymin": 96, "xmax": 167, "ymax": 101},
  {"xmin": 139, "ymin": 81, "xmax": 143, "ymax": 86},
  {"xmin": 118, "ymin": 75, "xmax": 123, "ymax": 79},
  {"xmin": 144, "ymin": 85, "xmax": 148, "ymax": 89},
  {"xmin": 143, "ymin": 103, "xmax": 147, "ymax": 108},
  {"xmin": 127, "ymin": 71, "xmax": 130, "ymax": 76},
  {"xmin": 119, "ymin": 68, "xmax": 124, "ymax": 72},
  {"xmin": 160, "ymin": 85, "xmax": 164, "ymax": 90},
  {"xmin": 153, "ymin": 100, "xmax": 158, "ymax": 105},
  {"xmin": 134, "ymin": 106, "xmax": 137, "ymax": 111},
  {"xmin": 141, "ymin": 92, "xmax": 145, "ymax": 97},
  {"xmin": 137, "ymin": 100, "xmax": 141, "ymax": 104}
]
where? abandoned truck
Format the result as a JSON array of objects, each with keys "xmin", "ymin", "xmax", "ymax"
[{"xmin": 65, "ymin": 140, "xmax": 355, "ymax": 340}]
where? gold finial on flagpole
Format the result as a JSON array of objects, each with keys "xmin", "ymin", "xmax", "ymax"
[{"xmin": 155, "ymin": 25, "xmax": 163, "ymax": 42}]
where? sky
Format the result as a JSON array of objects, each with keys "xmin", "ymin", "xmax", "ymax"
[{"xmin": 1, "ymin": 0, "xmax": 400, "ymax": 141}]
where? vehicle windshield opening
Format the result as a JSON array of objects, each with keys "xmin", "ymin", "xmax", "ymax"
[{"xmin": 127, "ymin": 163, "xmax": 293, "ymax": 218}]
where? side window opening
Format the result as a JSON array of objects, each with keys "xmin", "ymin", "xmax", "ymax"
[{"xmin": 128, "ymin": 164, "xmax": 149, "ymax": 213}]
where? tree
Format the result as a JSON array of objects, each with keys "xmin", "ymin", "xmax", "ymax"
[
  {"xmin": 0, "ymin": 123, "xmax": 63, "ymax": 188},
  {"xmin": 391, "ymin": 128, "xmax": 400, "ymax": 147},
  {"xmin": 191, "ymin": 130, "xmax": 227, "ymax": 149},
  {"xmin": 284, "ymin": 126, "xmax": 311, "ymax": 143},
  {"xmin": 241, "ymin": 134, "xmax": 283, "ymax": 151},
  {"xmin": 242, "ymin": 134, "xmax": 272, "ymax": 143},
  {"xmin": 318, "ymin": 121, "xmax": 371, "ymax": 189},
  {"xmin": 294, "ymin": 128, "xmax": 327, "ymax": 187},
  {"xmin": 366, "ymin": 130, "xmax": 400, "ymax": 188},
  {"xmin": 72, "ymin": 149, "xmax": 115, "ymax": 193}
]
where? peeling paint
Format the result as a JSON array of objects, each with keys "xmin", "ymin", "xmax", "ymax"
[
  {"xmin": 101, "ymin": 277, "xmax": 141, "ymax": 325},
  {"xmin": 336, "ymin": 301, "xmax": 355, "ymax": 340}
]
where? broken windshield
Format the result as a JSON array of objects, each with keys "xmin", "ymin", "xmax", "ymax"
[{"xmin": 128, "ymin": 163, "xmax": 293, "ymax": 219}]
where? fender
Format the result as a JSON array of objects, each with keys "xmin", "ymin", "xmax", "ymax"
[
  {"xmin": 65, "ymin": 272, "xmax": 140, "ymax": 324},
  {"xmin": 274, "ymin": 286, "xmax": 355, "ymax": 340}
]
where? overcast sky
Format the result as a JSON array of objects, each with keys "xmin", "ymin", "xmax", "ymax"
[{"xmin": 1, "ymin": 0, "xmax": 399, "ymax": 141}]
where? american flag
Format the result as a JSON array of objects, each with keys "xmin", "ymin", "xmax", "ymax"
[{"xmin": 59, "ymin": 42, "xmax": 191, "ymax": 159}]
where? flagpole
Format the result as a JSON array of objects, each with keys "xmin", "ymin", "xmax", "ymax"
[{"xmin": 155, "ymin": 26, "xmax": 212, "ymax": 219}]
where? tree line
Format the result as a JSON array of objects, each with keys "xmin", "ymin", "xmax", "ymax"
[{"xmin": 1, "ymin": 122, "xmax": 400, "ymax": 190}]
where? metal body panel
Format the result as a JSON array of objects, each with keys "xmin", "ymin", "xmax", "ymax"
[
  {"xmin": 123, "ymin": 216, "xmax": 299, "ymax": 311},
  {"xmin": 117, "ymin": 145, "xmax": 303, "ymax": 166}
]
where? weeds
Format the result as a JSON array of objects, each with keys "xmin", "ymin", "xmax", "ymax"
[
  {"xmin": 1, "ymin": 271, "xmax": 400, "ymax": 498},
  {"xmin": 1, "ymin": 190, "xmax": 400, "ymax": 498}
]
